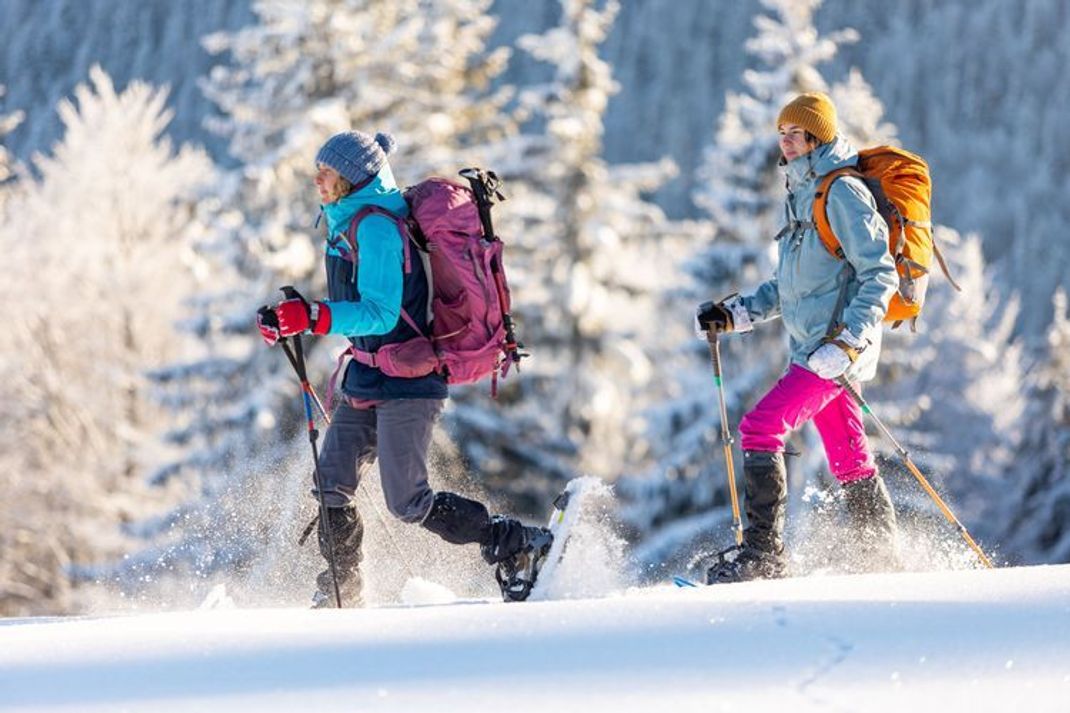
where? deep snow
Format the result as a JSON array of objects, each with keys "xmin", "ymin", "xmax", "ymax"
[{"xmin": 2, "ymin": 565, "xmax": 1068, "ymax": 712}]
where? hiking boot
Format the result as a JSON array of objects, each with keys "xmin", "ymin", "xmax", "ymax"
[
  {"xmin": 706, "ymin": 451, "xmax": 788, "ymax": 584},
  {"xmin": 706, "ymin": 544, "xmax": 788, "ymax": 583},
  {"xmin": 311, "ymin": 505, "xmax": 363, "ymax": 608},
  {"xmin": 311, "ymin": 567, "xmax": 363, "ymax": 609},
  {"xmin": 843, "ymin": 474, "xmax": 902, "ymax": 573}
]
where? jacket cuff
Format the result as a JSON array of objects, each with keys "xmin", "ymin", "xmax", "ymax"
[
  {"xmin": 723, "ymin": 294, "xmax": 753, "ymax": 333},
  {"xmin": 310, "ymin": 301, "xmax": 332, "ymax": 336}
]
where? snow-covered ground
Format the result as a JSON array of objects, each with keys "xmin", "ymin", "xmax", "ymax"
[{"xmin": 2, "ymin": 565, "xmax": 1068, "ymax": 713}]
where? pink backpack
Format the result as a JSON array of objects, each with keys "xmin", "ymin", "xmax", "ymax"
[{"xmin": 333, "ymin": 169, "xmax": 525, "ymax": 396}]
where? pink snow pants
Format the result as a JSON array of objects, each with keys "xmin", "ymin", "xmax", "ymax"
[{"xmin": 739, "ymin": 364, "xmax": 876, "ymax": 483}]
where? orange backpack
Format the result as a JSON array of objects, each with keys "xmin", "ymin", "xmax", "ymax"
[{"xmin": 813, "ymin": 146, "xmax": 959, "ymax": 328}]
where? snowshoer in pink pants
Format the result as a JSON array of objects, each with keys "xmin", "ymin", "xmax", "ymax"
[{"xmin": 697, "ymin": 93, "xmax": 901, "ymax": 583}]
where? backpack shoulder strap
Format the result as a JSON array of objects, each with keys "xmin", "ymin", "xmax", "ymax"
[
  {"xmin": 813, "ymin": 166, "xmax": 865, "ymax": 339},
  {"xmin": 343, "ymin": 204, "xmax": 434, "ymax": 340},
  {"xmin": 812, "ymin": 166, "xmax": 864, "ymax": 260},
  {"xmin": 342, "ymin": 205, "xmax": 415, "ymax": 274}
]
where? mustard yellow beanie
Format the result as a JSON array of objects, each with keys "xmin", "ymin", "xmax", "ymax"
[{"xmin": 777, "ymin": 92, "xmax": 838, "ymax": 144}]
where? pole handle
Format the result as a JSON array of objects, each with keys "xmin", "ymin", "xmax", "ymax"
[{"xmin": 280, "ymin": 285, "xmax": 307, "ymax": 304}]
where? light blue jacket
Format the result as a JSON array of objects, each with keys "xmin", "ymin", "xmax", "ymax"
[{"xmin": 742, "ymin": 137, "xmax": 898, "ymax": 382}]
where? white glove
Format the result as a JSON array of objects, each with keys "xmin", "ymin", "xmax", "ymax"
[
  {"xmin": 806, "ymin": 329, "xmax": 866, "ymax": 380},
  {"xmin": 694, "ymin": 293, "xmax": 753, "ymax": 338},
  {"xmin": 722, "ymin": 294, "xmax": 753, "ymax": 334},
  {"xmin": 807, "ymin": 343, "xmax": 852, "ymax": 380}
]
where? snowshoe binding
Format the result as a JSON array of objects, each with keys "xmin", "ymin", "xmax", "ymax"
[
  {"xmin": 492, "ymin": 525, "xmax": 554, "ymax": 602},
  {"xmin": 705, "ymin": 543, "xmax": 787, "ymax": 584}
]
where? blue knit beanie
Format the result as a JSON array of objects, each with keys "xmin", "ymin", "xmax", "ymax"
[{"xmin": 314, "ymin": 130, "xmax": 397, "ymax": 186}]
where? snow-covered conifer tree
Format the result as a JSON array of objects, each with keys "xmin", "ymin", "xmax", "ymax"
[
  {"xmin": 444, "ymin": 0, "xmax": 704, "ymax": 512},
  {"xmin": 691, "ymin": 0, "xmax": 858, "ymax": 246},
  {"xmin": 991, "ymin": 290, "xmax": 1070, "ymax": 564},
  {"xmin": 0, "ymin": 69, "xmax": 210, "ymax": 614},
  {"xmin": 11, "ymin": 66, "xmax": 211, "ymax": 480}
]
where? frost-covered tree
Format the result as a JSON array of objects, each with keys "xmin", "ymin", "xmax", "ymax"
[
  {"xmin": 863, "ymin": 231, "xmax": 1024, "ymax": 568},
  {"xmin": 0, "ymin": 69, "xmax": 210, "ymax": 614},
  {"xmin": 122, "ymin": 0, "xmax": 525, "ymax": 593},
  {"xmin": 995, "ymin": 290, "xmax": 1070, "ymax": 564},
  {"xmin": 0, "ymin": 85, "xmax": 20, "ymax": 206},
  {"xmin": 692, "ymin": 0, "xmax": 858, "ymax": 246},
  {"xmin": 445, "ymin": 0, "xmax": 704, "ymax": 512},
  {"xmin": 12, "ymin": 66, "xmax": 211, "ymax": 481}
]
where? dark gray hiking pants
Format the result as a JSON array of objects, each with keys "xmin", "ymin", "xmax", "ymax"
[{"xmin": 314, "ymin": 399, "xmax": 443, "ymax": 521}]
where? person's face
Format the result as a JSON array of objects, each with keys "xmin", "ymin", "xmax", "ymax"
[
  {"xmin": 314, "ymin": 164, "xmax": 346, "ymax": 204},
  {"xmin": 778, "ymin": 123, "xmax": 815, "ymax": 162}
]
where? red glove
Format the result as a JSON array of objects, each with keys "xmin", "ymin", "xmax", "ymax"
[{"xmin": 275, "ymin": 298, "xmax": 332, "ymax": 337}]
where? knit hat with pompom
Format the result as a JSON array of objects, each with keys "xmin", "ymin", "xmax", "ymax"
[{"xmin": 314, "ymin": 130, "xmax": 397, "ymax": 185}]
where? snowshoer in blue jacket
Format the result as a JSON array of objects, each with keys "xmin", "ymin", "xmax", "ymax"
[
  {"xmin": 697, "ymin": 93, "xmax": 901, "ymax": 582},
  {"xmin": 258, "ymin": 130, "xmax": 549, "ymax": 607}
]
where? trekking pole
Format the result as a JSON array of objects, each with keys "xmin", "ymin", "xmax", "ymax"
[
  {"xmin": 836, "ymin": 377, "xmax": 994, "ymax": 569},
  {"xmin": 274, "ymin": 287, "xmax": 343, "ymax": 608},
  {"xmin": 707, "ymin": 330, "xmax": 744, "ymax": 547},
  {"xmin": 273, "ymin": 289, "xmax": 418, "ymax": 582},
  {"xmin": 296, "ymin": 381, "xmax": 419, "ymax": 582}
]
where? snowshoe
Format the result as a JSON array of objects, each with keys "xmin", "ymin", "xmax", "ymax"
[
  {"xmin": 310, "ymin": 566, "xmax": 363, "ymax": 609},
  {"xmin": 705, "ymin": 544, "xmax": 787, "ymax": 584},
  {"xmin": 494, "ymin": 526, "xmax": 554, "ymax": 602},
  {"xmin": 492, "ymin": 478, "xmax": 594, "ymax": 602}
]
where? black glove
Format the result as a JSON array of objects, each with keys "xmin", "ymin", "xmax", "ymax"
[
  {"xmin": 696, "ymin": 300, "xmax": 733, "ymax": 334},
  {"xmin": 257, "ymin": 305, "xmax": 281, "ymax": 345}
]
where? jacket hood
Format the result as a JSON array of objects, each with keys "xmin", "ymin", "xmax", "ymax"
[
  {"xmin": 783, "ymin": 135, "xmax": 859, "ymax": 189},
  {"xmin": 320, "ymin": 163, "xmax": 408, "ymax": 238}
]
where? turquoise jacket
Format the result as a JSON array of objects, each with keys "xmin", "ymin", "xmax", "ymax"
[
  {"xmin": 742, "ymin": 137, "xmax": 898, "ymax": 382},
  {"xmin": 321, "ymin": 164, "xmax": 447, "ymax": 401},
  {"xmin": 320, "ymin": 164, "xmax": 407, "ymax": 336}
]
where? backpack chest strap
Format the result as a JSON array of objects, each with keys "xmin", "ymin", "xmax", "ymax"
[{"xmin": 774, "ymin": 219, "xmax": 817, "ymax": 242}]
